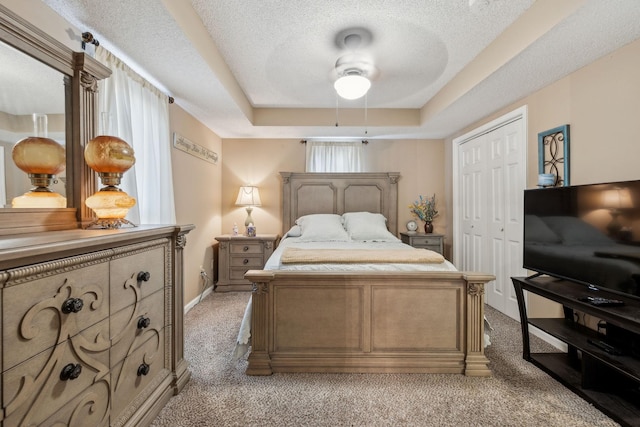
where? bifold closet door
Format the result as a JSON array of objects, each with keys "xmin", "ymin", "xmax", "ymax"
[{"xmin": 458, "ymin": 118, "xmax": 525, "ymax": 320}]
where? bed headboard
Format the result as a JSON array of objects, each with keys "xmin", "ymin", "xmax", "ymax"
[{"xmin": 280, "ymin": 172, "xmax": 401, "ymax": 235}]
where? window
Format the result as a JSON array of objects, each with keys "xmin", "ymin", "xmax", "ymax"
[{"xmin": 305, "ymin": 141, "xmax": 363, "ymax": 172}]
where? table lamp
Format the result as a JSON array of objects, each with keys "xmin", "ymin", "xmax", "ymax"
[
  {"xmin": 84, "ymin": 135, "xmax": 136, "ymax": 228},
  {"xmin": 235, "ymin": 186, "xmax": 261, "ymax": 229},
  {"xmin": 11, "ymin": 114, "xmax": 67, "ymax": 208}
]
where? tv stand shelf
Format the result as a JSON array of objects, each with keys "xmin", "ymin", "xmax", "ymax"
[{"xmin": 512, "ymin": 276, "xmax": 640, "ymax": 427}]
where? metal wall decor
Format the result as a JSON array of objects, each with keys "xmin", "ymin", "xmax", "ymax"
[
  {"xmin": 538, "ymin": 124, "xmax": 570, "ymax": 187},
  {"xmin": 173, "ymin": 132, "xmax": 218, "ymax": 164}
]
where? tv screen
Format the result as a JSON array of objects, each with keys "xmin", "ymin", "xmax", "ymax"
[{"xmin": 523, "ymin": 180, "xmax": 640, "ymax": 298}]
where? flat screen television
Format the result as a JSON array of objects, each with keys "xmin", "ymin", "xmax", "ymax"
[{"xmin": 524, "ymin": 179, "xmax": 640, "ymax": 299}]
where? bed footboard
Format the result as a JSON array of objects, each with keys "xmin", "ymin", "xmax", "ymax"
[{"xmin": 245, "ymin": 270, "xmax": 494, "ymax": 376}]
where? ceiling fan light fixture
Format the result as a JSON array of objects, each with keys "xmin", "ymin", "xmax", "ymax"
[{"xmin": 334, "ymin": 71, "xmax": 371, "ymax": 100}]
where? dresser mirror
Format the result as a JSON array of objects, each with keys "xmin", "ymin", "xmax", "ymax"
[
  {"xmin": 0, "ymin": 39, "xmax": 67, "ymax": 207},
  {"xmin": 0, "ymin": 4, "xmax": 111, "ymax": 235}
]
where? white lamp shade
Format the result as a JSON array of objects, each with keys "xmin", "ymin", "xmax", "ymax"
[
  {"xmin": 603, "ymin": 188, "xmax": 633, "ymax": 209},
  {"xmin": 235, "ymin": 186, "xmax": 262, "ymax": 206},
  {"xmin": 334, "ymin": 74, "xmax": 371, "ymax": 100}
]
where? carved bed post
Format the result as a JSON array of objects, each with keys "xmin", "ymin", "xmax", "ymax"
[
  {"xmin": 280, "ymin": 172, "xmax": 292, "ymax": 234},
  {"xmin": 463, "ymin": 273, "xmax": 493, "ymax": 377},
  {"xmin": 246, "ymin": 271, "xmax": 274, "ymax": 375}
]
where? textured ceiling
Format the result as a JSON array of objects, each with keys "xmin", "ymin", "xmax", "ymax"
[{"xmin": 36, "ymin": 0, "xmax": 640, "ymax": 140}]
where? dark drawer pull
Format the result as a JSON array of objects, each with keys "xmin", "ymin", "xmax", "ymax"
[
  {"xmin": 137, "ymin": 363, "xmax": 150, "ymax": 376},
  {"xmin": 61, "ymin": 297, "xmax": 84, "ymax": 314},
  {"xmin": 243, "ymin": 258, "xmax": 249, "ymax": 264},
  {"xmin": 60, "ymin": 363, "xmax": 82, "ymax": 381},
  {"xmin": 137, "ymin": 271, "xmax": 151, "ymax": 282},
  {"xmin": 137, "ymin": 316, "xmax": 151, "ymax": 329},
  {"xmin": 243, "ymin": 246, "xmax": 249, "ymax": 252}
]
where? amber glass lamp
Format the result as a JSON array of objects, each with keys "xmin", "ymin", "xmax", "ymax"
[
  {"xmin": 11, "ymin": 114, "xmax": 67, "ymax": 208},
  {"xmin": 84, "ymin": 135, "xmax": 136, "ymax": 228}
]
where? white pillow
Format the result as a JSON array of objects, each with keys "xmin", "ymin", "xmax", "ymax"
[
  {"xmin": 295, "ymin": 214, "xmax": 350, "ymax": 242},
  {"xmin": 283, "ymin": 225, "xmax": 302, "ymax": 238},
  {"xmin": 342, "ymin": 212, "xmax": 398, "ymax": 242}
]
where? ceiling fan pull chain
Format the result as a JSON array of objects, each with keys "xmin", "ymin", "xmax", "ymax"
[
  {"xmin": 364, "ymin": 93, "xmax": 368, "ymax": 135},
  {"xmin": 335, "ymin": 93, "xmax": 339, "ymax": 127}
]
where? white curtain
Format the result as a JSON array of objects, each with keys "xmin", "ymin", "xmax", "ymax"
[
  {"xmin": 305, "ymin": 141, "xmax": 363, "ymax": 172},
  {"xmin": 95, "ymin": 47, "xmax": 176, "ymax": 224}
]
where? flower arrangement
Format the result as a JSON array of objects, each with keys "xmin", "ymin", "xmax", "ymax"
[{"xmin": 409, "ymin": 194, "xmax": 438, "ymax": 223}]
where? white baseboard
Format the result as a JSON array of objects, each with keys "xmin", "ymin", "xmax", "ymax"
[
  {"xmin": 184, "ymin": 285, "xmax": 215, "ymax": 314},
  {"xmin": 529, "ymin": 325, "xmax": 568, "ymax": 352}
]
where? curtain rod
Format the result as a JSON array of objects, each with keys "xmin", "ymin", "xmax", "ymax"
[
  {"xmin": 300, "ymin": 139, "xmax": 368, "ymax": 144},
  {"xmin": 85, "ymin": 30, "xmax": 174, "ymax": 104}
]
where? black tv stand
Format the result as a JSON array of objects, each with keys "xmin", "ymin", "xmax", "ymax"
[{"xmin": 512, "ymin": 276, "xmax": 640, "ymax": 427}]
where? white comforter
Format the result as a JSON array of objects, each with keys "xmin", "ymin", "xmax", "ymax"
[{"xmin": 233, "ymin": 237, "xmax": 476, "ymax": 361}]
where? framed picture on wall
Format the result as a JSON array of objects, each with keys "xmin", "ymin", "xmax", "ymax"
[{"xmin": 538, "ymin": 124, "xmax": 570, "ymax": 187}]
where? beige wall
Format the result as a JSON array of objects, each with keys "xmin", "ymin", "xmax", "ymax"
[
  {"xmin": 169, "ymin": 105, "xmax": 222, "ymax": 305},
  {"xmin": 220, "ymin": 138, "xmax": 449, "ymax": 252}
]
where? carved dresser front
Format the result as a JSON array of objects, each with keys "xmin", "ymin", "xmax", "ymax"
[{"xmin": 0, "ymin": 225, "xmax": 193, "ymax": 427}]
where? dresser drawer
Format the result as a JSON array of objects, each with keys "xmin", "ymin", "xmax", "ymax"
[
  {"xmin": 3, "ymin": 318, "xmax": 110, "ymax": 426},
  {"xmin": 2, "ymin": 261, "xmax": 110, "ymax": 370},
  {"xmin": 110, "ymin": 289, "xmax": 166, "ymax": 365},
  {"xmin": 230, "ymin": 241, "xmax": 264, "ymax": 254},
  {"xmin": 110, "ymin": 245, "xmax": 166, "ymax": 314},
  {"xmin": 110, "ymin": 330, "xmax": 168, "ymax": 422},
  {"xmin": 41, "ymin": 380, "xmax": 110, "ymax": 427}
]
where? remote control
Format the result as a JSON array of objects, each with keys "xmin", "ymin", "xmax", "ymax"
[
  {"xmin": 587, "ymin": 339, "xmax": 623, "ymax": 355},
  {"xmin": 578, "ymin": 296, "xmax": 625, "ymax": 307}
]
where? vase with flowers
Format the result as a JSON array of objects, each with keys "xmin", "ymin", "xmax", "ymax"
[{"xmin": 409, "ymin": 194, "xmax": 438, "ymax": 233}]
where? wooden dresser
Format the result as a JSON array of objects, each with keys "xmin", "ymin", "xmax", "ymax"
[{"xmin": 0, "ymin": 225, "xmax": 193, "ymax": 427}]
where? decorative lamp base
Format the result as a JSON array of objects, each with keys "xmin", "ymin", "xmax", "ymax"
[
  {"xmin": 85, "ymin": 217, "xmax": 137, "ymax": 229},
  {"xmin": 12, "ymin": 189, "xmax": 66, "ymax": 208},
  {"xmin": 85, "ymin": 186, "xmax": 136, "ymax": 229}
]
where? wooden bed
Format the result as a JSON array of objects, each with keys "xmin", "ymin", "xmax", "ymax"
[{"xmin": 244, "ymin": 172, "xmax": 494, "ymax": 376}]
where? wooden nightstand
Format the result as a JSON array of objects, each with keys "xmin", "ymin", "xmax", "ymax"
[
  {"xmin": 399, "ymin": 232, "xmax": 444, "ymax": 255},
  {"xmin": 215, "ymin": 234, "xmax": 280, "ymax": 291}
]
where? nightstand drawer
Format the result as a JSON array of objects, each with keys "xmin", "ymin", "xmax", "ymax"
[
  {"xmin": 230, "ymin": 242, "xmax": 263, "ymax": 254},
  {"xmin": 400, "ymin": 233, "xmax": 444, "ymax": 256},
  {"xmin": 230, "ymin": 255, "xmax": 264, "ymax": 268},
  {"xmin": 230, "ymin": 268, "xmax": 256, "ymax": 280},
  {"xmin": 411, "ymin": 236, "xmax": 441, "ymax": 246}
]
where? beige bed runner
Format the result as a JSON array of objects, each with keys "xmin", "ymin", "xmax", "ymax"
[{"xmin": 281, "ymin": 247, "xmax": 445, "ymax": 264}]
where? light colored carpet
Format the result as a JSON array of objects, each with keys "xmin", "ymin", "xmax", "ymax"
[{"xmin": 151, "ymin": 291, "xmax": 619, "ymax": 427}]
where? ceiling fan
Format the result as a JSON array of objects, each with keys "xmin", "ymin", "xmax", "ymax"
[{"xmin": 333, "ymin": 28, "xmax": 377, "ymax": 100}]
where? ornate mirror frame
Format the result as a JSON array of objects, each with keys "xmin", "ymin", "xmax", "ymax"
[{"xmin": 0, "ymin": 4, "xmax": 111, "ymax": 235}]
